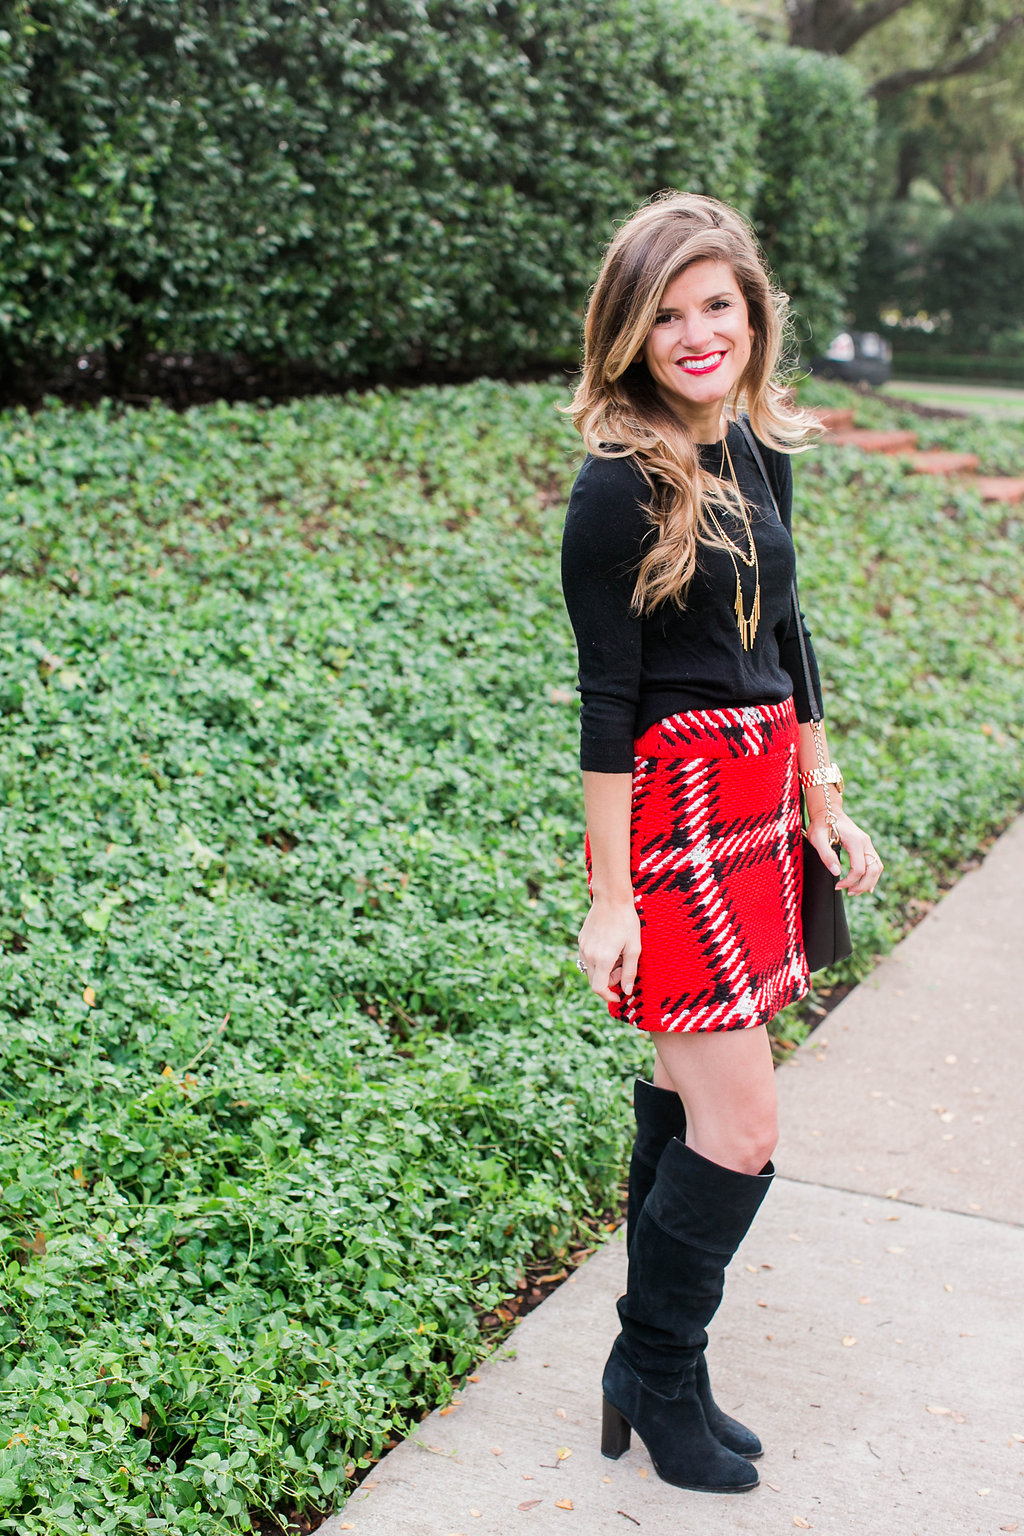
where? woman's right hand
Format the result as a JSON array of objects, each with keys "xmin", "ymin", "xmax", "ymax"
[{"xmin": 578, "ymin": 897, "xmax": 642, "ymax": 1005}]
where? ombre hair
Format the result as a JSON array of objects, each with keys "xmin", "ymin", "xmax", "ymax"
[{"xmin": 568, "ymin": 191, "xmax": 819, "ymax": 612}]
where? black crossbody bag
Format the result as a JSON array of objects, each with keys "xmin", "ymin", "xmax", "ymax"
[{"xmin": 736, "ymin": 417, "xmax": 852, "ymax": 972}]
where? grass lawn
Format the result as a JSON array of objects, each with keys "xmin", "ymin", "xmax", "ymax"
[
  {"xmin": 882, "ymin": 378, "xmax": 1024, "ymax": 422},
  {"xmin": 1, "ymin": 377, "xmax": 1023, "ymax": 1533}
]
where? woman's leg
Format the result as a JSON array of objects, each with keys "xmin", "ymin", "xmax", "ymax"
[
  {"xmin": 603, "ymin": 1026, "xmax": 777, "ymax": 1491},
  {"xmin": 651, "ymin": 1024, "xmax": 778, "ymax": 1175},
  {"xmin": 627, "ymin": 1064, "xmax": 763, "ymax": 1459},
  {"xmin": 603, "ymin": 1134, "xmax": 772, "ymax": 1492}
]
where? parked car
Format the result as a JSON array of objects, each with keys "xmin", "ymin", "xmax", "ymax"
[{"xmin": 810, "ymin": 330, "xmax": 892, "ymax": 387}]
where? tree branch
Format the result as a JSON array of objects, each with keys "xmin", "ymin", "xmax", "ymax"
[
  {"xmin": 785, "ymin": 0, "xmax": 915, "ymax": 53},
  {"xmin": 830, "ymin": 0, "xmax": 916, "ymax": 55},
  {"xmin": 872, "ymin": 13, "xmax": 1024, "ymax": 99}
]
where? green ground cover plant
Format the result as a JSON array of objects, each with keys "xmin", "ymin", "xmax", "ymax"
[{"xmin": 1, "ymin": 379, "xmax": 1023, "ymax": 1532}]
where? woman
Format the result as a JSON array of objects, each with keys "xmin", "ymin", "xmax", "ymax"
[{"xmin": 560, "ymin": 192, "xmax": 882, "ymax": 1495}]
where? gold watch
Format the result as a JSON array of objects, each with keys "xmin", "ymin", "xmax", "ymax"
[{"xmin": 799, "ymin": 762, "xmax": 844, "ymax": 797}]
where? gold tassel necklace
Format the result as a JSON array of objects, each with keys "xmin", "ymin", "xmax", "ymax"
[{"xmin": 705, "ymin": 431, "xmax": 760, "ymax": 651}]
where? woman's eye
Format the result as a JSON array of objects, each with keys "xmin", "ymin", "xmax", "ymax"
[
  {"xmin": 653, "ymin": 312, "xmax": 675, "ymax": 326},
  {"xmin": 709, "ymin": 300, "xmax": 732, "ymax": 312}
]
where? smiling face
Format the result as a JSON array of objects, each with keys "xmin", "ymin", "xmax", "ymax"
[{"xmin": 642, "ymin": 259, "xmax": 754, "ymax": 440}]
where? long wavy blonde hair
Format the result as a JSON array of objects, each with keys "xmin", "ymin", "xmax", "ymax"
[{"xmin": 569, "ymin": 191, "xmax": 819, "ymax": 612}]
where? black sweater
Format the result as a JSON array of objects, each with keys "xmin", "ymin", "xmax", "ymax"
[{"xmin": 561, "ymin": 419, "xmax": 823, "ymax": 773}]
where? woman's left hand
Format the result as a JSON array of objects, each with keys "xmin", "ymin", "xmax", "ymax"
[{"xmin": 805, "ymin": 809, "xmax": 883, "ymax": 896}]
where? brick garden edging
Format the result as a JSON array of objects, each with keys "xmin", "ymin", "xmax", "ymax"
[{"xmin": 809, "ymin": 409, "xmax": 1024, "ymax": 503}]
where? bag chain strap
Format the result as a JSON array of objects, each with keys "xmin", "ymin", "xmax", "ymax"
[{"xmin": 735, "ymin": 416, "xmax": 838, "ymax": 845}]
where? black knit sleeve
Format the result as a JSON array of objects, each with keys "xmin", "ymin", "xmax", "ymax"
[
  {"xmin": 767, "ymin": 448, "xmax": 824, "ymax": 722},
  {"xmin": 560, "ymin": 454, "xmax": 652, "ymax": 772}
]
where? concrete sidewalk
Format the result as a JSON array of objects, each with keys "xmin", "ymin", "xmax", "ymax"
[{"xmin": 329, "ymin": 816, "xmax": 1024, "ymax": 1536}]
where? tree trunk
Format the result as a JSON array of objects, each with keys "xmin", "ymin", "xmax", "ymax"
[
  {"xmin": 1013, "ymin": 150, "xmax": 1024, "ymax": 212},
  {"xmin": 894, "ymin": 137, "xmax": 921, "ymax": 200},
  {"xmin": 941, "ymin": 157, "xmax": 959, "ymax": 209}
]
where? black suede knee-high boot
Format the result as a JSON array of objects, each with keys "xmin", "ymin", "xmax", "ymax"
[
  {"xmin": 626, "ymin": 1081, "xmax": 764, "ymax": 1461},
  {"xmin": 603, "ymin": 1137, "xmax": 773, "ymax": 1494},
  {"xmin": 626, "ymin": 1079, "xmax": 686, "ymax": 1254}
]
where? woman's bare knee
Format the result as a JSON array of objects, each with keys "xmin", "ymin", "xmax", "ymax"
[
  {"xmin": 686, "ymin": 1114, "xmax": 777, "ymax": 1175},
  {"xmin": 651, "ymin": 1027, "xmax": 778, "ymax": 1173}
]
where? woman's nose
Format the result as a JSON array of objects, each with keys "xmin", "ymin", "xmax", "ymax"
[{"xmin": 677, "ymin": 313, "xmax": 713, "ymax": 351}]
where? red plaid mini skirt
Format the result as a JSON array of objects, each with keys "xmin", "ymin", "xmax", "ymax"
[{"xmin": 586, "ymin": 698, "xmax": 809, "ymax": 1033}]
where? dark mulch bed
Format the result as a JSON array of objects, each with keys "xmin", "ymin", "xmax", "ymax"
[{"xmin": 1, "ymin": 348, "xmax": 572, "ymax": 413}]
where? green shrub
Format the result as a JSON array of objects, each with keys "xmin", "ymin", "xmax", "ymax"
[
  {"xmin": 2, "ymin": 378, "xmax": 1024, "ymax": 1530},
  {"xmin": 924, "ymin": 203, "xmax": 1024, "ymax": 347},
  {"xmin": 1, "ymin": 2, "xmax": 879, "ymax": 394},
  {"xmin": 753, "ymin": 45, "xmax": 877, "ymax": 352},
  {"xmin": 848, "ymin": 200, "xmax": 949, "ymax": 330},
  {"xmin": 850, "ymin": 200, "xmax": 1024, "ymax": 361},
  {"xmin": 891, "ymin": 351, "xmax": 1024, "ymax": 384},
  {"xmin": 0, "ymin": 0, "xmax": 762, "ymax": 390}
]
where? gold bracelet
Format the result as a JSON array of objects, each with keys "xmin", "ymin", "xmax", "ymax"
[
  {"xmin": 798, "ymin": 762, "xmax": 844, "ymax": 796},
  {"xmin": 805, "ymin": 722, "xmax": 840, "ymax": 841}
]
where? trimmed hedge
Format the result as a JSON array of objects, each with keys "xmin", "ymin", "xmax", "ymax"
[
  {"xmin": 0, "ymin": 0, "xmax": 761, "ymax": 388},
  {"xmin": 891, "ymin": 352, "xmax": 1024, "ymax": 384},
  {"xmin": 851, "ymin": 200, "xmax": 1024, "ymax": 357},
  {"xmin": 753, "ymin": 45, "xmax": 876, "ymax": 352},
  {"xmin": 926, "ymin": 204, "xmax": 1024, "ymax": 347},
  {"xmin": 849, "ymin": 200, "xmax": 946, "ymax": 330},
  {"xmin": 0, "ymin": 1, "xmax": 873, "ymax": 394}
]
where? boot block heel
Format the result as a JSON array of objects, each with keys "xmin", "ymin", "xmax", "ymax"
[{"xmin": 601, "ymin": 1396, "xmax": 631, "ymax": 1459}]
